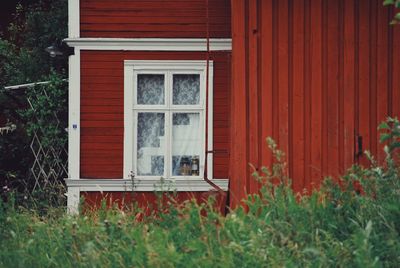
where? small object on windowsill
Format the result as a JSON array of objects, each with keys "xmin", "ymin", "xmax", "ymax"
[
  {"xmin": 191, "ymin": 156, "xmax": 199, "ymax": 176},
  {"xmin": 180, "ymin": 157, "xmax": 191, "ymax": 176}
]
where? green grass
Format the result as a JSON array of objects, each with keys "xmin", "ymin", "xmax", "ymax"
[
  {"xmin": 1, "ymin": 166, "xmax": 398, "ymax": 267},
  {"xmin": 1, "ymin": 118, "xmax": 400, "ymax": 267}
]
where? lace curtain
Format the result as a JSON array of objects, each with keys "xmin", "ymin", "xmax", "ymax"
[
  {"xmin": 136, "ymin": 74, "xmax": 201, "ymax": 177},
  {"xmin": 173, "ymin": 74, "xmax": 200, "ymax": 105},
  {"xmin": 137, "ymin": 113, "xmax": 165, "ymax": 176},
  {"xmin": 137, "ymin": 74, "xmax": 165, "ymax": 105}
]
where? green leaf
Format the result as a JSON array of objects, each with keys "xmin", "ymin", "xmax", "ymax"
[
  {"xmin": 380, "ymin": 133, "xmax": 391, "ymax": 143},
  {"xmin": 389, "ymin": 141, "xmax": 400, "ymax": 151},
  {"xmin": 383, "ymin": 0, "xmax": 395, "ymax": 5},
  {"xmin": 378, "ymin": 122, "xmax": 390, "ymax": 130}
]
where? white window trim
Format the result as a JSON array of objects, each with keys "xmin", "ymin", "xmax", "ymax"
[
  {"xmin": 124, "ymin": 60, "xmax": 214, "ymax": 185},
  {"xmin": 65, "ymin": 178, "xmax": 228, "ymax": 192}
]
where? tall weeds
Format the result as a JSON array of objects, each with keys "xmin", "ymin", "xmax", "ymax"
[{"xmin": 0, "ymin": 118, "xmax": 399, "ymax": 267}]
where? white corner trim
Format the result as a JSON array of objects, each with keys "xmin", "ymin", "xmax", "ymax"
[
  {"xmin": 68, "ymin": 49, "xmax": 80, "ymax": 180},
  {"xmin": 65, "ymin": 178, "xmax": 229, "ymax": 192},
  {"xmin": 67, "ymin": 0, "xmax": 80, "ymax": 213},
  {"xmin": 66, "ymin": 187, "xmax": 80, "ymax": 214},
  {"xmin": 68, "ymin": 0, "xmax": 79, "ymax": 38},
  {"xmin": 67, "ymin": 49, "xmax": 80, "ymax": 214},
  {"xmin": 64, "ymin": 38, "xmax": 232, "ymax": 51}
]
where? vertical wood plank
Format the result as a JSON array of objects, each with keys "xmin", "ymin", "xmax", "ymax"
[
  {"xmin": 277, "ymin": 0, "xmax": 290, "ymax": 170},
  {"xmin": 392, "ymin": 20, "xmax": 400, "ymax": 118},
  {"xmin": 326, "ymin": 0, "xmax": 340, "ymax": 177},
  {"xmin": 369, "ymin": 0, "xmax": 378, "ymax": 157},
  {"xmin": 376, "ymin": 4, "xmax": 389, "ymax": 162},
  {"xmin": 248, "ymin": 0, "xmax": 260, "ymax": 193},
  {"xmin": 292, "ymin": 0, "xmax": 305, "ymax": 192},
  {"xmin": 343, "ymin": 0, "xmax": 356, "ymax": 170},
  {"xmin": 260, "ymin": 0, "xmax": 274, "ymax": 168},
  {"xmin": 230, "ymin": 0, "xmax": 248, "ymax": 207},
  {"xmin": 358, "ymin": 0, "xmax": 371, "ymax": 166},
  {"xmin": 354, "ymin": 0, "xmax": 360, "ymax": 165},
  {"xmin": 338, "ymin": 0, "xmax": 345, "ymax": 174},
  {"xmin": 310, "ymin": 0, "xmax": 323, "ymax": 189},
  {"xmin": 304, "ymin": 0, "xmax": 312, "ymax": 191},
  {"xmin": 321, "ymin": 0, "xmax": 329, "ymax": 177},
  {"xmin": 272, "ymin": 0, "xmax": 279, "ymax": 146}
]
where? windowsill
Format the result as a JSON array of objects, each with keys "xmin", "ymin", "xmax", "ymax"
[{"xmin": 65, "ymin": 178, "xmax": 228, "ymax": 192}]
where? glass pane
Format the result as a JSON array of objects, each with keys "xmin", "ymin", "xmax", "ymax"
[
  {"xmin": 173, "ymin": 74, "xmax": 200, "ymax": 105},
  {"xmin": 172, "ymin": 113, "xmax": 201, "ymax": 176},
  {"xmin": 137, "ymin": 74, "xmax": 165, "ymax": 105},
  {"xmin": 137, "ymin": 113, "xmax": 165, "ymax": 176}
]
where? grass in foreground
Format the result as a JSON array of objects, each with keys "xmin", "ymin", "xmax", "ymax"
[{"xmin": 1, "ymin": 119, "xmax": 400, "ymax": 267}]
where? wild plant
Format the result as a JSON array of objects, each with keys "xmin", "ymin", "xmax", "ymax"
[{"xmin": 0, "ymin": 118, "xmax": 399, "ymax": 267}]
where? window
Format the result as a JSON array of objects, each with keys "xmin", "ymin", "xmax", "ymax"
[{"xmin": 124, "ymin": 61, "xmax": 213, "ymax": 181}]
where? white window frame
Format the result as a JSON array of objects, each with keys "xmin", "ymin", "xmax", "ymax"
[{"xmin": 123, "ymin": 60, "xmax": 214, "ymax": 182}]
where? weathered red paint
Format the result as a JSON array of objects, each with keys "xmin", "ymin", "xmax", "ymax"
[
  {"xmin": 81, "ymin": 191, "xmax": 227, "ymax": 215},
  {"xmin": 78, "ymin": 0, "xmax": 399, "ymax": 210},
  {"xmin": 80, "ymin": 51, "xmax": 231, "ymax": 179},
  {"xmin": 80, "ymin": 0, "xmax": 231, "ymax": 38},
  {"xmin": 230, "ymin": 0, "xmax": 400, "ymax": 207}
]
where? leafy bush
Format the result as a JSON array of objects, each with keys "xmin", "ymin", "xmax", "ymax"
[
  {"xmin": 0, "ymin": 0, "xmax": 68, "ymax": 208},
  {"xmin": 383, "ymin": 0, "xmax": 400, "ymax": 24},
  {"xmin": 1, "ymin": 118, "xmax": 399, "ymax": 267}
]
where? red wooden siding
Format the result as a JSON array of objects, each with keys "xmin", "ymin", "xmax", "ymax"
[
  {"xmin": 80, "ymin": 0, "xmax": 231, "ymax": 38},
  {"xmin": 81, "ymin": 191, "xmax": 227, "ymax": 214},
  {"xmin": 80, "ymin": 51, "xmax": 231, "ymax": 179},
  {"xmin": 230, "ymin": 0, "xmax": 400, "ymax": 207}
]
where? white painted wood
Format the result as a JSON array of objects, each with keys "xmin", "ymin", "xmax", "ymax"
[
  {"xmin": 165, "ymin": 110, "xmax": 171, "ymax": 179},
  {"xmin": 123, "ymin": 66, "xmax": 134, "ymax": 179},
  {"xmin": 125, "ymin": 60, "xmax": 214, "ymax": 69},
  {"xmin": 66, "ymin": 0, "xmax": 80, "ymax": 213},
  {"xmin": 66, "ymin": 187, "xmax": 80, "ymax": 214},
  {"xmin": 64, "ymin": 38, "xmax": 232, "ymax": 51},
  {"xmin": 65, "ymin": 178, "xmax": 228, "ymax": 192},
  {"xmin": 68, "ymin": 50, "xmax": 80, "ymax": 180},
  {"xmin": 66, "ymin": 49, "xmax": 80, "ymax": 213},
  {"xmin": 68, "ymin": 0, "xmax": 80, "ymax": 38}
]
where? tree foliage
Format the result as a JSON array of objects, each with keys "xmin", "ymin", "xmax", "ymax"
[
  {"xmin": 0, "ymin": 0, "xmax": 67, "ymax": 206},
  {"xmin": 383, "ymin": 0, "xmax": 400, "ymax": 24}
]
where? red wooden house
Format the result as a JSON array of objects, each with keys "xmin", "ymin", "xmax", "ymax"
[{"xmin": 64, "ymin": 0, "xmax": 400, "ymax": 213}]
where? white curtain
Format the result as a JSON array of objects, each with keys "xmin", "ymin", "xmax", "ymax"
[
  {"xmin": 135, "ymin": 73, "xmax": 202, "ymax": 177},
  {"xmin": 172, "ymin": 113, "xmax": 201, "ymax": 176}
]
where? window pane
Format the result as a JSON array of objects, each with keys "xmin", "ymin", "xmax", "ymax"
[
  {"xmin": 172, "ymin": 113, "xmax": 201, "ymax": 176},
  {"xmin": 173, "ymin": 74, "xmax": 200, "ymax": 105},
  {"xmin": 137, "ymin": 113, "xmax": 165, "ymax": 176},
  {"xmin": 137, "ymin": 74, "xmax": 165, "ymax": 105}
]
